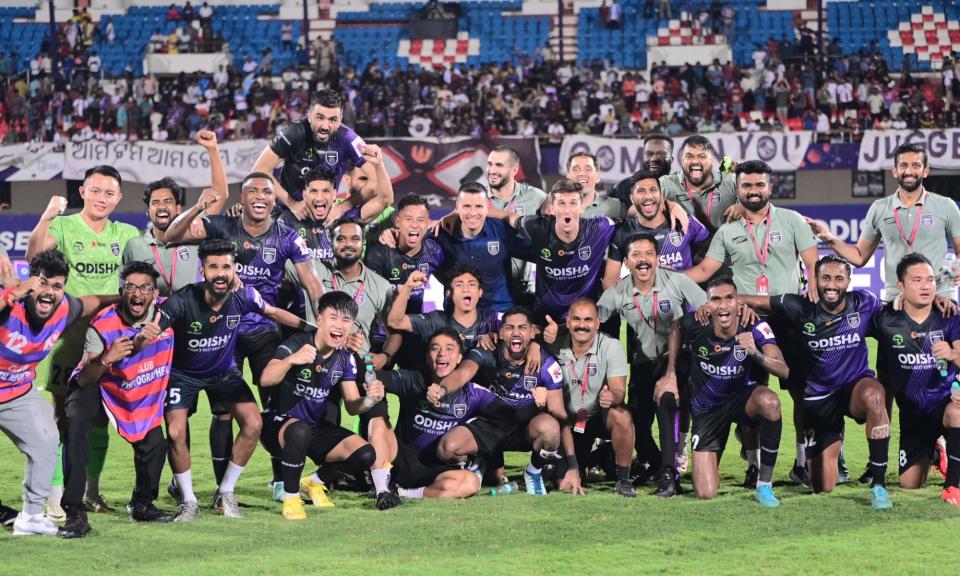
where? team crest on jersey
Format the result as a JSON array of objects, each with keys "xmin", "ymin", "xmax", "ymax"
[
  {"xmin": 587, "ymin": 362, "xmax": 597, "ymax": 376},
  {"xmin": 769, "ymin": 231, "xmax": 782, "ymax": 247},
  {"xmin": 262, "ymin": 247, "xmax": 277, "ymax": 264},
  {"xmin": 921, "ymin": 214, "xmax": 934, "ymax": 229},
  {"xmin": 325, "ymin": 150, "xmax": 339, "ymax": 165},
  {"xmin": 512, "ymin": 205, "xmax": 525, "ymax": 215},
  {"xmin": 523, "ymin": 375, "xmax": 537, "ymax": 390},
  {"xmin": 73, "ymin": 241, "xmax": 84, "ymax": 253},
  {"xmin": 418, "ymin": 263, "xmax": 430, "ymax": 275},
  {"xmin": 487, "ymin": 241, "xmax": 500, "ymax": 255},
  {"xmin": 669, "ymin": 231, "xmax": 683, "ymax": 247},
  {"xmin": 733, "ymin": 345, "xmax": 747, "ymax": 361},
  {"xmin": 176, "ymin": 247, "xmax": 190, "ymax": 262},
  {"xmin": 226, "ymin": 315, "xmax": 241, "ymax": 329},
  {"xmin": 111, "ymin": 242, "xmax": 120, "ymax": 256},
  {"xmin": 355, "ymin": 291, "xmax": 366, "ymax": 305},
  {"xmin": 658, "ymin": 298, "xmax": 672, "ymax": 314},
  {"xmin": 453, "ymin": 403, "xmax": 467, "ymax": 418},
  {"xmin": 930, "ymin": 330, "xmax": 945, "ymax": 344},
  {"xmin": 578, "ymin": 246, "xmax": 592, "ymax": 260},
  {"xmin": 846, "ymin": 312, "xmax": 860, "ymax": 328}
]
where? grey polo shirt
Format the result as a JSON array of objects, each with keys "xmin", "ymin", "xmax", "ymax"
[
  {"xmin": 553, "ymin": 332, "xmax": 629, "ymax": 419},
  {"xmin": 660, "ymin": 169, "xmax": 738, "ymax": 233},
  {"xmin": 122, "ymin": 230, "xmax": 200, "ymax": 295},
  {"xmin": 583, "ymin": 189, "xmax": 628, "ymax": 220}
]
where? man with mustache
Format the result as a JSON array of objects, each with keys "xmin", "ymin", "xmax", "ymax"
[
  {"xmin": 434, "ymin": 307, "xmax": 566, "ymax": 496},
  {"xmin": 597, "ymin": 233, "xmax": 706, "ymax": 497},
  {"xmin": 164, "ymin": 171, "xmax": 324, "ymax": 502},
  {"xmin": 0, "ymin": 250, "xmax": 117, "ymax": 536},
  {"xmin": 871, "ymin": 253, "xmax": 960, "ymax": 507},
  {"xmin": 548, "ymin": 299, "xmax": 637, "ymax": 498},
  {"xmin": 157, "ymin": 239, "xmax": 308, "ymax": 522},
  {"xmin": 27, "ymin": 165, "xmax": 140, "ymax": 519},
  {"xmin": 259, "ymin": 291, "xmax": 390, "ymax": 517},
  {"xmin": 686, "ymin": 159, "xmax": 819, "ymax": 489},
  {"xmin": 657, "ymin": 135, "xmax": 742, "ymax": 234},
  {"xmin": 658, "ymin": 276, "xmax": 788, "ymax": 506},
  {"xmin": 69, "ymin": 262, "xmax": 178, "ymax": 535},
  {"xmin": 122, "ymin": 130, "xmax": 229, "ymax": 295},
  {"xmin": 735, "ymin": 255, "xmax": 892, "ymax": 509},
  {"xmin": 252, "ymin": 89, "xmax": 375, "ymax": 220}
]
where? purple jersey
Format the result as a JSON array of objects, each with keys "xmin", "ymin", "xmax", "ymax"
[
  {"xmin": 278, "ymin": 205, "xmax": 363, "ymax": 263},
  {"xmin": 680, "ymin": 315, "xmax": 777, "ymax": 415},
  {"xmin": 871, "ymin": 307, "xmax": 960, "ymax": 414},
  {"xmin": 467, "ymin": 342, "xmax": 564, "ymax": 409},
  {"xmin": 518, "ymin": 215, "xmax": 617, "ymax": 321},
  {"xmin": 158, "ymin": 284, "xmax": 266, "ymax": 378},
  {"xmin": 270, "ymin": 121, "xmax": 365, "ymax": 198},
  {"xmin": 609, "ymin": 216, "xmax": 709, "ymax": 271},
  {"xmin": 269, "ymin": 332, "xmax": 357, "ymax": 427},
  {"xmin": 771, "ymin": 290, "xmax": 880, "ymax": 399},
  {"xmin": 202, "ymin": 215, "xmax": 311, "ymax": 332}
]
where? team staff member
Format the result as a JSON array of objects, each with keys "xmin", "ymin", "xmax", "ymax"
[
  {"xmin": 122, "ymin": 130, "xmax": 230, "ymax": 294},
  {"xmin": 27, "ymin": 165, "xmax": 141, "ymax": 518}
]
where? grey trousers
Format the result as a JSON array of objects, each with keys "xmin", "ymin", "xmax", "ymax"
[{"xmin": 0, "ymin": 387, "xmax": 59, "ymax": 514}]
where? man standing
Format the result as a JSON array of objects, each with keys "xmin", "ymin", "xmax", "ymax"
[
  {"xmin": 27, "ymin": 165, "xmax": 140, "ymax": 519},
  {"xmin": 549, "ymin": 299, "xmax": 637, "ymax": 498},
  {"xmin": 597, "ymin": 233, "xmax": 706, "ymax": 496},
  {"xmin": 658, "ymin": 277, "xmax": 787, "ymax": 506},
  {"xmin": 0, "ymin": 251, "xmax": 115, "ymax": 536},
  {"xmin": 658, "ymin": 135, "xmax": 740, "ymax": 234},
  {"xmin": 565, "ymin": 152, "xmax": 627, "ymax": 219}
]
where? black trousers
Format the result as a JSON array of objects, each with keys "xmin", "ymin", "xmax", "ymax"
[
  {"xmin": 130, "ymin": 426, "xmax": 167, "ymax": 506},
  {"xmin": 61, "ymin": 381, "xmax": 101, "ymax": 509},
  {"xmin": 629, "ymin": 360, "xmax": 664, "ymax": 464}
]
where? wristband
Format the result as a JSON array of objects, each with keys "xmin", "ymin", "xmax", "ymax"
[
  {"xmin": 565, "ymin": 454, "xmax": 579, "ymax": 471},
  {"xmin": 751, "ymin": 351, "xmax": 767, "ymax": 364},
  {"xmin": 362, "ymin": 396, "xmax": 377, "ymax": 409},
  {"xmin": 98, "ymin": 355, "xmax": 113, "ymax": 368}
]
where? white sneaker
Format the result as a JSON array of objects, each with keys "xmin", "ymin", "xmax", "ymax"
[{"xmin": 12, "ymin": 512, "xmax": 60, "ymax": 536}]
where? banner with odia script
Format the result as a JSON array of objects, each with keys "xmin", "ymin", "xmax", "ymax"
[{"xmin": 858, "ymin": 129, "xmax": 960, "ymax": 170}]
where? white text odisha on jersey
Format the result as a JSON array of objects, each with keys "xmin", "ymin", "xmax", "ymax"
[
  {"xmin": 806, "ymin": 333, "xmax": 861, "ymax": 350},
  {"xmin": 236, "ymin": 263, "xmax": 272, "ymax": 278},
  {"xmin": 188, "ymin": 335, "xmax": 230, "ymax": 349},
  {"xmin": 294, "ymin": 383, "xmax": 330, "ymax": 401},
  {"xmin": 545, "ymin": 265, "xmax": 590, "ymax": 278},
  {"xmin": 897, "ymin": 353, "xmax": 937, "ymax": 366},
  {"xmin": 414, "ymin": 414, "xmax": 456, "ymax": 433},
  {"xmin": 699, "ymin": 361, "xmax": 744, "ymax": 377}
]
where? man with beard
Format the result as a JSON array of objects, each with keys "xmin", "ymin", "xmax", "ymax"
[
  {"xmin": 69, "ymin": 262, "xmax": 177, "ymax": 535},
  {"xmin": 251, "ymin": 89, "xmax": 374, "ymax": 220},
  {"xmin": 658, "ymin": 276, "xmax": 788, "ymax": 506},
  {"xmin": 608, "ymin": 133, "xmax": 675, "ymax": 201},
  {"xmin": 506, "ymin": 179, "xmax": 617, "ymax": 324},
  {"xmin": 434, "ymin": 307, "xmax": 566, "ymax": 495},
  {"xmin": 164, "ymin": 171, "xmax": 323, "ymax": 501},
  {"xmin": 259, "ymin": 291, "xmax": 390, "ymax": 517},
  {"xmin": 158, "ymin": 239, "xmax": 308, "ymax": 522},
  {"xmin": 365, "ymin": 194, "xmax": 445, "ymax": 369},
  {"xmin": 686, "ymin": 160, "xmax": 819, "ymax": 488},
  {"xmin": 871, "ymin": 253, "xmax": 960, "ymax": 506},
  {"xmin": 548, "ymin": 299, "xmax": 636, "ymax": 498},
  {"xmin": 123, "ymin": 131, "xmax": 229, "ymax": 294},
  {"xmin": 596, "ymin": 234, "xmax": 706, "ymax": 497},
  {"xmin": 735, "ymin": 255, "xmax": 892, "ymax": 508},
  {"xmin": 657, "ymin": 135, "xmax": 741, "ymax": 234},
  {"xmin": 0, "ymin": 250, "xmax": 116, "ymax": 536},
  {"xmin": 387, "ymin": 264, "xmax": 500, "ymax": 372},
  {"xmin": 27, "ymin": 165, "xmax": 140, "ymax": 519}
]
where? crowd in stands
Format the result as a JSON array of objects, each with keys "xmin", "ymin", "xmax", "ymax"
[{"xmin": 0, "ymin": 4, "xmax": 958, "ymax": 144}]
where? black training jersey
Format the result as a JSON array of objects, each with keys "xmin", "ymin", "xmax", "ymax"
[
  {"xmin": 269, "ymin": 332, "xmax": 357, "ymax": 427},
  {"xmin": 680, "ymin": 315, "xmax": 777, "ymax": 415},
  {"xmin": 770, "ymin": 290, "xmax": 880, "ymax": 399},
  {"xmin": 270, "ymin": 120, "xmax": 366, "ymax": 199},
  {"xmin": 365, "ymin": 240, "xmax": 445, "ymax": 315},
  {"xmin": 466, "ymin": 342, "xmax": 564, "ymax": 409},
  {"xmin": 158, "ymin": 284, "xmax": 265, "ymax": 378}
]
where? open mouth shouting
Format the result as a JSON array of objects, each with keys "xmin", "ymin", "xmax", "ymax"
[
  {"xmin": 639, "ymin": 199, "xmax": 659, "ymax": 218},
  {"xmin": 687, "ymin": 163, "xmax": 705, "ymax": 184},
  {"xmin": 509, "ymin": 335, "xmax": 525, "ymax": 356},
  {"xmin": 328, "ymin": 326, "xmax": 346, "ymax": 347},
  {"xmin": 311, "ymin": 200, "xmax": 328, "ymax": 219},
  {"xmin": 211, "ymin": 276, "xmax": 230, "ymax": 293},
  {"xmin": 127, "ymin": 294, "xmax": 147, "ymax": 317},
  {"xmin": 248, "ymin": 201, "xmax": 268, "ymax": 219},
  {"xmin": 434, "ymin": 354, "xmax": 453, "ymax": 377},
  {"xmin": 35, "ymin": 293, "xmax": 56, "ymax": 316},
  {"xmin": 154, "ymin": 209, "xmax": 172, "ymax": 229}
]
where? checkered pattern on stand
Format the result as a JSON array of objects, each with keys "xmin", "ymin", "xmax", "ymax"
[
  {"xmin": 397, "ymin": 32, "xmax": 480, "ymax": 68},
  {"xmin": 887, "ymin": 6, "xmax": 960, "ymax": 68}
]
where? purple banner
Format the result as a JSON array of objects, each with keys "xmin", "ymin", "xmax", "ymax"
[{"xmin": 799, "ymin": 143, "xmax": 861, "ymax": 170}]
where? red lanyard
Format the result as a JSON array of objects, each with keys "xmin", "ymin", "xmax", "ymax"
[
  {"xmin": 686, "ymin": 178, "xmax": 715, "ymax": 223},
  {"xmin": 151, "ymin": 244, "xmax": 177, "ymax": 291},
  {"xmin": 331, "ymin": 273, "xmax": 366, "ymax": 304},
  {"xmin": 567, "ymin": 354, "xmax": 592, "ymax": 405},
  {"xmin": 745, "ymin": 211, "xmax": 772, "ymax": 273},
  {"xmin": 633, "ymin": 291, "xmax": 660, "ymax": 355},
  {"xmin": 893, "ymin": 205, "xmax": 923, "ymax": 247}
]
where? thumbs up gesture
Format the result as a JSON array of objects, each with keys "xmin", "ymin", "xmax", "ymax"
[
  {"xmin": 137, "ymin": 309, "xmax": 164, "ymax": 344},
  {"xmin": 543, "ymin": 315, "xmax": 558, "ymax": 344},
  {"xmin": 598, "ymin": 384, "xmax": 613, "ymax": 409}
]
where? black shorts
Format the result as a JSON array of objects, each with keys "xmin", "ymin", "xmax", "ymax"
[
  {"xmin": 898, "ymin": 402, "xmax": 948, "ymax": 474},
  {"xmin": 235, "ymin": 328, "xmax": 283, "ymax": 388},
  {"xmin": 570, "ymin": 411, "xmax": 610, "ymax": 465},
  {"xmin": 260, "ymin": 411, "xmax": 357, "ymax": 463},
  {"xmin": 801, "ymin": 378, "xmax": 868, "ymax": 458},
  {"xmin": 691, "ymin": 386, "xmax": 756, "ymax": 453},
  {"xmin": 165, "ymin": 368, "xmax": 255, "ymax": 412},
  {"xmin": 391, "ymin": 442, "xmax": 457, "ymax": 488},
  {"xmin": 464, "ymin": 415, "xmax": 532, "ymax": 458}
]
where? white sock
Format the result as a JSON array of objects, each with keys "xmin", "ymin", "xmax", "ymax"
[
  {"xmin": 746, "ymin": 449, "xmax": 760, "ymax": 467},
  {"xmin": 679, "ymin": 432, "xmax": 689, "ymax": 453},
  {"xmin": 525, "ymin": 463, "xmax": 541, "ymax": 475},
  {"xmin": 371, "ymin": 467, "xmax": 391, "ymax": 494},
  {"xmin": 84, "ymin": 475, "xmax": 100, "ymax": 498},
  {"xmin": 219, "ymin": 461, "xmax": 245, "ymax": 493},
  {"xmin": 310, "ymin": 472, "xmax": 323, "ymax": 484},
  {"xmin": 796, "ymin": 443, "xmax": 806, "ymax": 467},
  {"xmin": 757, "ymin": 480, "xmax": 772, "ymax": 489},
  {"xmin": 398, "ymin": 486, "xmax": 425, "ymax": 499},
  {"xmin": 284, "ymin": 491, "xmax": 300, "ymax": 501},
  {"xmin": 175, "ymin": 470, "xmax": 197, "ymax": 503},
  {"xmin": 48, "ymin": 485, "xmax": 63, "ymax": 506}
]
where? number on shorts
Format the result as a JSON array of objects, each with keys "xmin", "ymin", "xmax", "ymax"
[
  {"xmin": 167, "ymin": 388, "xmax": 181, "ymax": 406},
  {"xmin": 899, "ymin": 449, "xmax": 907, "ymax": 468},
  {"xmin": 691, "ymin": 434, "xmax": 700, "ymax": 450}
]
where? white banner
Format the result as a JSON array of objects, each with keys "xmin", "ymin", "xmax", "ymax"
[
  {"xmin": 0, "ymin": 142, "xmax": 64, "ymax": 180},
  {"xmin": 144, "ymin": 53, "xmax": 232, "ymax": 75},
  {"xmin": 558, "ymin": 132, "xmax": 813, "ymax": 181},
  {"xmin": 63, "ymin": 139, "xmax": 270, "ymax": 186},
  {"xmin": 858, "ymin": 129, "xmax": 960, "ymax": 170}
]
